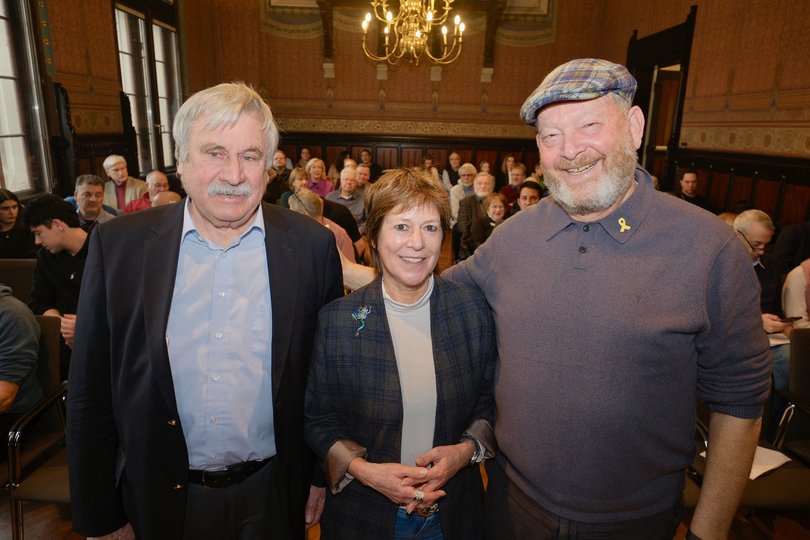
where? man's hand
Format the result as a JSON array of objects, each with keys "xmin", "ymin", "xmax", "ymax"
[
  {"xmin": 761, "ymin": 313, "xmax": 787, "ymax": 334},
  {"xmin": 60, "ymin": 313, "xmax": 77, "ymax": 348},
  {"xmin": 305, "ymin": 485, "xmax": 325, "ymax": 528},
  {"xmin": 89, "ymin": 522, "xmax": 135, "ymax": 540}
]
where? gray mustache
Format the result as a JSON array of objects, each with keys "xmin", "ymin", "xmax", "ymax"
[{"xmin": 207, "ymin": 182, "xmax": 254, "ymax": 197}]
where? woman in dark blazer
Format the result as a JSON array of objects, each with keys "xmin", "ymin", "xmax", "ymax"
[{"xmin": 305, "ymin": 169, "xmax": 496, "ymax": 540}]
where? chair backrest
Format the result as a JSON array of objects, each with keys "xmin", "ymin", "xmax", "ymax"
[
  {"xmin": 0, "ymin": 259, "xmax": 37, "ymax": 305},
  {"xmin": 789, "ymin": 328, "xmax": 810, "ymax": 400},
  {"xmin": 34, "ymin": 315, "xmax": 62, "ymax": 393}
]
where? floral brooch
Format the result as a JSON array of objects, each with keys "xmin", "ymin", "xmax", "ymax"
[{"xmin": 352, "ymin": 305, "xmax": 372, "ymax": 336}]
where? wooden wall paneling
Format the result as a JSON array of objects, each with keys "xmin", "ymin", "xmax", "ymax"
[
  {"xmin": 400, "ymin": 147, "xmax": 423, "ymax": 168},
  {"xmin": 781, "ymin": 184, "xmax": 810, "ymax": 226},
  {"xmin": 754, "ymin": 178, "xmax": 781, "ymax": 220},
  {"xmin": 427, "ymin": 149, "xmax": 448, "ymax": 169},
  {"xmin": 377, "ymin": 147, "xmax": 399, "ymax": 169},
  {"xmin": 278, "ymin": 144, "xmax": 297, "ymax": 163},
  {"xmin": 476, "ymin": 150, "xmax": 498, "ymax": 171},
  {"xmin": 729, "ymin": 176, "xmax": 753, "ymax": 210},
  {"xmin": 455, "ymin": 150, "xmax": 475, "ymax": 167},
  {"xmin": 325, "ymin": 146, "xmax": 348, "ymax": 170},
  {"xmin": 708, "ymin": 172, "xmax": 729, "ymax": 212}
]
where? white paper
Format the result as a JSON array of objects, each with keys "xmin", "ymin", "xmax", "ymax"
[{"xmin": 700, "ymin": 446, "xmax": 791, "ymax": 480}]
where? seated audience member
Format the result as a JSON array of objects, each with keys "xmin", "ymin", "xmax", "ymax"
[
  {"xmin": 449, "ymin": 163, "xmax": 477, "ymax": 227},
  {"xmin": 297, "ymin": 146, "xmax": 312, "ymax": 167},
  {"xmin": 0, "ymin": 189, "xmax": 36, "ymax": 258},
  {"xmin": 0, "ymin": 283, "xmax": 43, "ymax": 457},
  {"xmin": 442, "ymin": 151, "xmax": 461, "ymax": 192},
  {"xmin": 264, "ymin": 150, "xmax": 291, "ymax": 205},
  {"xmin": 677, "ymin": 169, "xmax": 713, "ymax": 212},
  {"xmin": 471, "ymin": 192, "xmax": 508, "ymax": 252},
  {"xmin": 449, "ymin": 163, "xmax": 477, "ymax": 261},
  {"xmin": 327, "ymin": 150, "xmax": 352, "ymax": 183},
  {"xmin": 527, "ymin": 162, "xmax": 547, "ymax": 194},
  {"xmin": 151, "ymin": 191, "xmax": 181, "ymax": 206},
  {"xmin": 478, "ymin": 159, "xmax": 491, "ymax": 174},
  {"xmin": 306, "ymin": 157, "xmax": 334, "ymax": 198},
  {"xmin": 280, "ymin": 167, "xmax": 308, "ymax": 209},
  {"xmin": 734, "ymin": 210, "xmax": 790, "ymax": 428},
  {"xmin": 354, "ymin": 164, "xmax": 371, "ymax": 198},
  {"xmin": 783, "ymin": 258, "xmax": 810, "ymax": 329},
  {"xmin": 123, "ymin": 170, "xmax": 170, "ymax": 213},
  {"xmin": 75, "ymin": 174, "xmax": 116, "ymax": 231},
  {"xmin": 734, "ymin": 210, "xmax": 782, "ymax": 317},
  {"xmin": 326, "ymin": 167, "xmax": 365, "ymax": 233},
  {"xmin": 457, "ymin": 172, "xmax": 495, "ymax": 261},
  {"xmin": 773, "ymin": 219, "xmax": 810, "ymax": 278},
  {"xmin": 358, "ymin": 149, "xmax": 383, "ymax": 183},
  {"xmin": 499, "ymin": 163, "xmax": 527, "ymax": 207},
  {"xmin": 289, "ymin": 188, "xmax": 355, "ymax": 262},
  {"xmin": 495, "ymin": 154, "xmax": 515, "ymax": 191},
  {"xmin": 102, "ymin": 154, "xmax": 147, "ymax": 212},
  {"xmin": 509, "ymin": 181, "xmax": 543, "ymax": 217},
  {"xmin": 419, "ymin": 155, "xmax": 441, "ymax": 184},
  {"xmin": 25, "ymin": 194, "xmax": 90, "ymax": 376}
]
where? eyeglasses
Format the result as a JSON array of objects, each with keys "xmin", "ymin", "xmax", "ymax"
[{"xmin": 737, "ymin": 230, "xmax": 767, "ymax": 253}]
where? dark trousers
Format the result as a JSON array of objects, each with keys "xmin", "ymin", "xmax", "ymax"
[
  {"xmin": 484, "ymin": 460, "xmax": 683, "ymax": 540},
  {"xmin": 182, "ymin": 457, "xmax": 291, "ymax": 540}
]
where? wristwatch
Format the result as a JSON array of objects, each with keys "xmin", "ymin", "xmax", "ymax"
[{"xmin": 460, "ymin": 434, "xmax": 485, "ymax": 465}]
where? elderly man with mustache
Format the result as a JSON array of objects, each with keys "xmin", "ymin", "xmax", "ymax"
[{"xmin": 67, "ymin": 82, "xmax": 343, "ymax": 540}]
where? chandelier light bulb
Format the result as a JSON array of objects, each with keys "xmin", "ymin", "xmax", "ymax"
[{"xmin": 454, "ymin": 15, "xmax": 461, "ymax": 25}]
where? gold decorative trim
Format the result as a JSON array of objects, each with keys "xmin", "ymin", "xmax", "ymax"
[
  {"xmin": 71, "ymin": 108, "xmax": 124, "ymax": 135},
  {"xmin": 276, "ymin": 117, "xmax": 536, "ymax": 140},
  {"xmin": 680, "ymin": 125, "xmax": 810, "ymax": 157}
]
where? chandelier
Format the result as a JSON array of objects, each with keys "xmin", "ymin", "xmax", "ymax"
[{"xmin": 361, "ymin": 0, "xmax": 465, "ymax": 66}]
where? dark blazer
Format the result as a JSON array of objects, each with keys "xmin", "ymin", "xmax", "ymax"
[
  {"xmin": 67, "ymin": 201, "xmax": 343, "ymax": 539},
  {"xmin": 456, "ymin": 195, "xmax": 487, "ymax": 260},
  {"xmin": 305, "ymin": 276, "xmax": 496, "ymax": 540}
]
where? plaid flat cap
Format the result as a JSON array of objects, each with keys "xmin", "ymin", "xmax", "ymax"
[{"xmin": 519, "ymin": 58, "xmax": 637, "ymax": 125}]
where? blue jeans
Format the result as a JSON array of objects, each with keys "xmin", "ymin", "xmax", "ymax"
[{"xmin": 392, "ymin": 507, "xmax": 443, "ymax": 540}]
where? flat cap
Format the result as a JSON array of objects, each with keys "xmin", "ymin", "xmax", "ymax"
[{"xmin": 519, "ymin": 58, "xmax": 637, "ymax": 125}]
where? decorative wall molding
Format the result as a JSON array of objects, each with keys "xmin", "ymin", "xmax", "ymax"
[
  {"xmin": 70, "ymin": 108, "xmax": 124, "ymax": 134},
  {"xmin": 680, "ymin": 125, "xmax": 810, "ymax": 158},
  {"xmin": 276, "ymin": 117, "xmax": 536, "ymax": 139}
]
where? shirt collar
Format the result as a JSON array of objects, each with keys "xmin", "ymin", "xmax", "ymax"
[
  {"xmin": 543, "ymin": 166, "xmax": 653, "ymax": 244},
  {"xmin": 180, "ymin": 198, "xmax": 266, "ymax": 248}
]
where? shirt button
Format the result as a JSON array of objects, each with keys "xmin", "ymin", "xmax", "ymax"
[
  {"xmin": 173, "ymin": 483, "xmax": 184, "ymax": 490},
  {"xmin": 215, "ymin": 332, "xmax": 223, "ymax": 339},
  {"xmin": 217, "ymin": 291, "xmax": 225, "ymax": 297},
  {"xmin": 583, "ymin": 224, "xmax": 590, "ymax": 232},
  {"xmin": 212, "ymin": 374, "xmax": 220, "ymax": 382},
  {"xmin": 579, "ymin": 246, "xmax": 587, "ymax": 254},
  {"xmin": 210, "ymin": 417, "xmax": 217, "ymax": 423}
]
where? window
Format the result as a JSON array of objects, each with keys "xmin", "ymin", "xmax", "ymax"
[
  {"xmin": 0, "ymin": 0, "xmax": 52, "ymax": 193},
  {"xmin": 115, "ymin": 4, "xmax": 181, "ymax": 173}
]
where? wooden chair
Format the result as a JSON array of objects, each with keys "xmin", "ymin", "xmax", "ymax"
[
  {"xmin": 0, "ymin": 259, "xmax": 37, "ymax": 305},
  {"xmin": 773, "ymin": 328, "xmax": 810, "ymax": 465},
  {"xmin": 686, "ymin": 400, "xmax": 810, "ymax": 511},
  {"xmin": 6, "ymin": 315, "xmax": 69, "ymax": 540}
]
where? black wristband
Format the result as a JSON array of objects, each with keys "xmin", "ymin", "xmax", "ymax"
[{"xmin": 686, "ymin": 530, "xmax": 703, "ymax": 540}]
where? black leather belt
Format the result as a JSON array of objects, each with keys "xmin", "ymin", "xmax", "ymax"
[{"xmin": 187, "ymin": 457, "xmax": 273, "ymax": 488}]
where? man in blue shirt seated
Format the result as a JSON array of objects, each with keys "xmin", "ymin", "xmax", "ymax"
[{"xmin": 0, "ymin": 283, "xmax": 42, "ymax": 458}]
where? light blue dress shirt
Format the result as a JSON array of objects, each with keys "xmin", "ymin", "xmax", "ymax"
[{"xmin": 166, "ymin": 200, "xmax": 275, "ymax": 470}]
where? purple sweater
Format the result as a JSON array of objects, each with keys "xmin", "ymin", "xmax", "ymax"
[{"xmin": 444, "ymin": 168, "xmax": 771, "ymax": 522}]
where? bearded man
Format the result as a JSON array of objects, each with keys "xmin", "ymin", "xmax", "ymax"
[{"xmin": 441, "ymin": 59, "xmax": 771, "ymax": 539}]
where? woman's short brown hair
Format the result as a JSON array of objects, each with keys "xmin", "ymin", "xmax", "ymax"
[{"xmin": 364, "ymin": 168, "xmax": 451, "ymax": 272}]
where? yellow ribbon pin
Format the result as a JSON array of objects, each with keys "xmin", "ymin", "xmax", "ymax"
[{"xmin": 618, "ymin": 217, "xmax": 631, "ymax": 233}]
